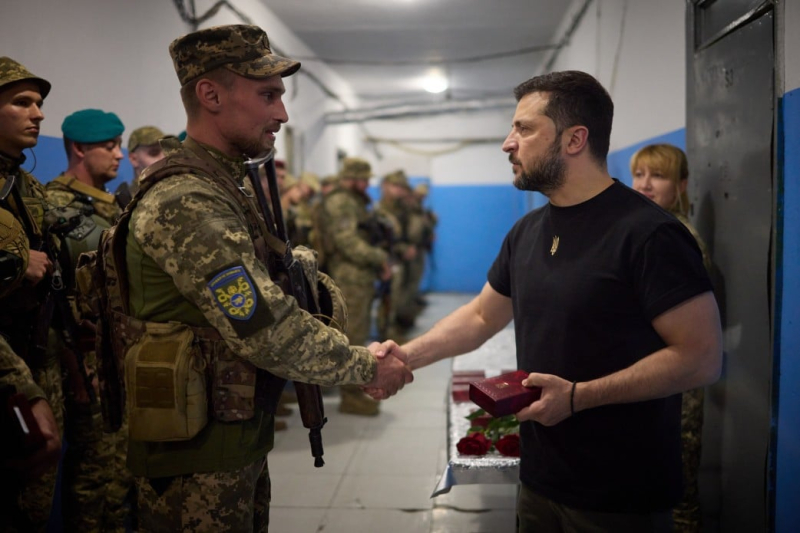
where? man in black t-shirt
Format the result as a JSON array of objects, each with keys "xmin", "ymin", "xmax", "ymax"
[{"xmin": 371, "ymin": 71, "xmax": 722, "ymax": 532}]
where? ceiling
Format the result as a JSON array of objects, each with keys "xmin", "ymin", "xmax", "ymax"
[{"xmin": 262, "ymin": 0, "xmax": 574, "ymax": 108}]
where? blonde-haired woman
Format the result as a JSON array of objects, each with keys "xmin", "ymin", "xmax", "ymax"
[{"xmin": 631, "ymin": 143, "xmax": 710, "ymax": 533}]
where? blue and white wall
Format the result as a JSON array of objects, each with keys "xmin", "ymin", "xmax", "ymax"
[{"xmin": 1, "ymin": 0, "xmax": 362, "ymax": 191}]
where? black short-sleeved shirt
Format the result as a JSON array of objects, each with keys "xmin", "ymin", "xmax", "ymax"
[{"xmin": 488, "ymin": 180, "xmax": 712, "ymax": 513}]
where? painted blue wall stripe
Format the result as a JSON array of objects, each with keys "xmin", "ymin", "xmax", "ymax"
[{"xmin": 776, "ymin": 87, "xmax": 800, "ymax": 533}]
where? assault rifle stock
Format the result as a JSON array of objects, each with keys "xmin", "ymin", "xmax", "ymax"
[{"xmin": 244, "ymin": 152, "xmax": 327, "ymax": 468}]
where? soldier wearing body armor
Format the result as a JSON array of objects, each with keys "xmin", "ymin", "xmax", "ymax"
[
  {"xmin": 320, "ymin": 157, "xmax": 393, "ymax": 416},
  {"xmin": 99, "ymin": 25, "xmax": 411, "ymax": 531},
  {"xmin": 402, "ymin": 182, "xmax": 437, "ymax": 325},
  {"xmin": 0, "ymin": 55, "xmax": 72, "ymax": 531},
  {"xmin": 46, "ymin": 109, "xmax": 133, "ymax": 532}
]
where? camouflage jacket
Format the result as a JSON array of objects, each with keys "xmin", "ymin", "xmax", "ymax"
[
  {"xmin": 126, "ymin": 138, "xmax": 375, "ymax": 385},
  {"xmin": 46, "ymin": 173, "xmax": 121, "ymax": 226},
  {"xmin": 0, "ymin": 152, "xmax": 46, "ymax": 300},
  {"xmin": 321, "ymin": 187, "xmax": 388, "ymax": 280},
  {"xmin": 0, "ymin": 335, "xmax": 45, "ymax": 401}
]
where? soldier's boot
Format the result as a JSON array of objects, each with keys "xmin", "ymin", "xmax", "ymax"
[{"xmin": 338, "ymin": 385, "xmax": 380, "ymax": 416}]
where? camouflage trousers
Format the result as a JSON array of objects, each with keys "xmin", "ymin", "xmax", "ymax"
[
  {"xmin": 62, "ymin": 411, "xmax": 133, "ymax": 533},
  {"xmin": 136, "ymin": 456, "xmax": 270, "ymax": 532},
  {"xmin": 0, "ymin": 358, "xmax": 64, "ymax": 532},
  {"xmin": 338, "ymin": 280, "xmax": 377, "ymax": 346},
  {"xmin": 673, "ymin": 387, "xmax": 704, "ymax": 533}
]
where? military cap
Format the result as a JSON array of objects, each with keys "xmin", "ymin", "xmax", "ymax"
[
  {"xmin": 300, "ymin": 171, "xmax": 320, "ymax": 193},
  {"xmin": 339, "ymin": 157, "xmax": 372, "ymax": 181},
  {"xmin": 383, "ymin": 169, "xmax": 411, "ymax": 190},
  {"xmin": 128, "ymin": 126, "xmax": 165, "ymax": 152},
  {"xmin": 62, "ymin": 109, "xmax": 125, "ymax": 143},
  {"xmin": 169, "ymin": 24, "xmax": 301, "ymax": 86},
  {"xmin": 0, "ymin": 57, "xmax": 51, "ymax": 99},
  {"xmin": 275, "ymin": 159, "xmax": 286, "ymax": 170},
  {"xmin": 177, "ymin": 130, "xmax": 187, "ymax": 142},
  {"xmin": 320, "ymin": 174, "xmax": 339, "ymax": 187}
]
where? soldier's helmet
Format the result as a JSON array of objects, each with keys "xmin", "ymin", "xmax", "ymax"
[
  {"xmin": 169, "ymin": 24, "xmax": 301, "ymax": 86},
  {"xmin": 0, "ymin": 57, "xmax": 51, "ymax": 98},
  {"xmin": 339, "ymin": 158, "xmax": 372, "ymax": 181},
  {"xmin": 128, "ymin": 126, "xmax": 166, "ymax": 152},
  {"xmin": 382, "ymin": 170, "xmax": 411, "ymax": 190}
]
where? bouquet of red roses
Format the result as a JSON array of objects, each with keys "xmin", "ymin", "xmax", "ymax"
[{"xmin": 456, "ymin": 409, "xmax": 520, "ymax": 457}]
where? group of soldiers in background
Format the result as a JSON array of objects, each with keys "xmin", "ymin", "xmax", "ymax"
[
  {"xmin": 1, "ymin": 53, "xmax": 436, "ymax": 529},
  {"xmin": 278, "ymin": 157, "xmax": 437, "ymax": 416}
]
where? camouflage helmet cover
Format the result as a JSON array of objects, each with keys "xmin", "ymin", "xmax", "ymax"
[
  {"xmin": 169, "ymin": 24, "xmax": 301, "ymax": 86},
  {"xmin": 128, "ymin": 126, "xmax": 166, "ymax": 152},
  {"xmin": 382, "ymin": 169, "xmax": 411, "ymax": 190},
  {"xmin": 0, "ymin": 57, "xmax": 51, "ymax": 99},
  {"xmin": 339, "ymin": 157, "xmax": 372, "ymax": 181}
]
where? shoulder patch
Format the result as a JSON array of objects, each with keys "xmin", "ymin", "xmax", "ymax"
[{"xmin": 207, "ymin": 265, "xmax": 257, "ymax": 320}]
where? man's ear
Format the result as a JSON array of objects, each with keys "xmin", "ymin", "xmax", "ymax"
[
  {"xmin": 195, "ymin": 78, "xmax": 223, "ymax": 112},
  {"xmin": 71, "ymin": 141, "xmax": 86, "ymax": 161},
  {"xmin": 563, "ymin": 125, "xmax": 589, "ymax": 156}
]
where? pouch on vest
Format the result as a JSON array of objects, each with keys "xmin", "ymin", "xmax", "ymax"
[{"xmin": 125, "ymin": 322, "xmax": 208, "ymax": 441}]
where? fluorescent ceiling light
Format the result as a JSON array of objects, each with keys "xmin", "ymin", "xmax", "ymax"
[{"xmin": 422, "ymin": 72, "xmax": 448, "ymax": 94}]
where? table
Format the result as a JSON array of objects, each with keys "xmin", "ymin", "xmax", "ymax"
[{"xmin": 432, "ymin": 327, "xmax": 521, "ymax": 497}]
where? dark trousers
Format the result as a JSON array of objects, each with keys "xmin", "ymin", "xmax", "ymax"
[{"xmin": 517, "ymin": 483, "xmax": 673, "ymax": 533}]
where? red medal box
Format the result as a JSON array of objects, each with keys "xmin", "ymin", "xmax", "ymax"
[{"xmin": 468, "ymin": 370, "xmax": 542, "ymax": 417}]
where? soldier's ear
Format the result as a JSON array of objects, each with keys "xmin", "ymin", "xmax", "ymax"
[{"xmin": 195, "ymin": 78, "xmax": 222, "ymax": 112}]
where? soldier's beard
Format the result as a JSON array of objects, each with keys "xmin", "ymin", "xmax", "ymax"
[{"xmin": 513, "ymin": 137, "xmax": 566, "ymax": 195}]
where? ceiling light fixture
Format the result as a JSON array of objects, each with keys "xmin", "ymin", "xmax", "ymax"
[{"xmin": 422, "ymin": 72, "xmax": 448, "ymax": 94}]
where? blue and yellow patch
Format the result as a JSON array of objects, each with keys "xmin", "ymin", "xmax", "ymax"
[{"xmin": 207, "ymin": 266, "xmax": 257, "ymax": 320}]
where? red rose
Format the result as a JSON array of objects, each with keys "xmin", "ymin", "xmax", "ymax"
[
  {"xmin": 495, "ymin": 434, "xmax": 521, "ymax": 457},
  {"xmin": 457, "ymin": 432, "xmax": 492, "ymax": 456}
]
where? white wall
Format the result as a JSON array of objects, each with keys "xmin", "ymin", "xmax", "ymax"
[
  {"xmin": 547, "ymin": 0, "xmax": 687, "ymax": 152},
  {"xmin": 0, "ymin": 0, "xmax": 361, "ymax": 178}
]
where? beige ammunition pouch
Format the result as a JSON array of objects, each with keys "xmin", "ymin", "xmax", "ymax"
[{"xmin": 125, "ymin": 322, "xmax": 208, "ymax": 442}]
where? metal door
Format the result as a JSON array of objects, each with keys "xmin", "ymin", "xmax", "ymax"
[{"xmin": 686, "ymin": 1, "xmax": 774, "ymax": 531}]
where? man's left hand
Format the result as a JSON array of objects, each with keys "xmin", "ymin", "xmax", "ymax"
[{"xmin": 516, "ymin": 373, "xmax": 574, "ymax": 426}]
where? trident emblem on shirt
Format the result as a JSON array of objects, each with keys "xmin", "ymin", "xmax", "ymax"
[{"xmin": 550, "ymin": 236, "xmax": 560, "ymax": 256}]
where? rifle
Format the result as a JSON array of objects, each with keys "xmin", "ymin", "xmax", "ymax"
[
  {"xmin": 34, "ymin": 207, "xmax": 98, "ymax": 407},
  {"xmin": 243, "ymin": 152, "xmax": 327, "ymax": 468}
]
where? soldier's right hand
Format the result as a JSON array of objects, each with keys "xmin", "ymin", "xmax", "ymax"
[
  {"xmin": 24, "ymin": 250, "xmax": 52, "ymax": 284},
  {"xmin": 365, "ymin": 344, "xmax": 413, "ymax": 398},
  {"xmin": 9, "ymin": 399, "xmax": 61, "ymax": 479}
]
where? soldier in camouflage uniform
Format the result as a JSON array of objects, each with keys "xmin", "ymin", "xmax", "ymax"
[
  {"xmin": 631, "ymin": 144, "xmax": 712, "ymax": 533},
  {"xmin": 374, "ymin": 170, "xmax": 416, "ymax": 340},
  {"xmin": 0, "ymin": 55, "xmax": 67, "ymax": 532},
  {"xmin": 402, "ymin": 183, "xmax": 437, "ymax": 321},
  {"xmin": 114, "ymin": 25, "xmax": 412, "ymax": 532},
  {"xmin": 119, "ymin": 125, "xmax": 167, "ymax": 201},
  {"xmin": 320, "ymin": 157, "xmax": 393, "ymax": 415},
  {"xmin": 0, "ymin": 336, "xmax": 62, "ymax": 531},
  {"xmin": 46, "ymin": 110, "xmax": 133, "ymax": 532}
]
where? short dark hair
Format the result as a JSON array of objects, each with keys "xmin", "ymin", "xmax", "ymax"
[{"xmin": 513, "ymin": 71, "xmax": 614, "ymax": 164}]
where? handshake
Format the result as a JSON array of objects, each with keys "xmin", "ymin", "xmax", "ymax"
[{"xmin": 363, "ymin": 340, "xmax": 412, "ymax": 400}]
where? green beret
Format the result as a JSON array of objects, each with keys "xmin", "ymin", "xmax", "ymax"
[
  {"xmin": 0, "ymin": 57, "xmax": 51, "ymax": 99},
  {"xmin": 177, "ymin": 130, "xmax": 187, "ymax": 142},
  {"xmin": 62, "ymin": 109, "xmax": 124, "ymax": 143},
  {"xmin": 339, "ymin": 157, "xmax": 372, "ymax": 181},
  {"xmin": 169, "ymin": 24, "xmax": 300, "ymax": 86},
  {"xmin": 128, "ymin": 126, "xmax": 165, "ymax": 152}
]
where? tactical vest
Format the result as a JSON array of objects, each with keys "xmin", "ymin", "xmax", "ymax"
[{"xmin": 77, "ymin": 139, "xmax": 289, "ymax": 440}]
